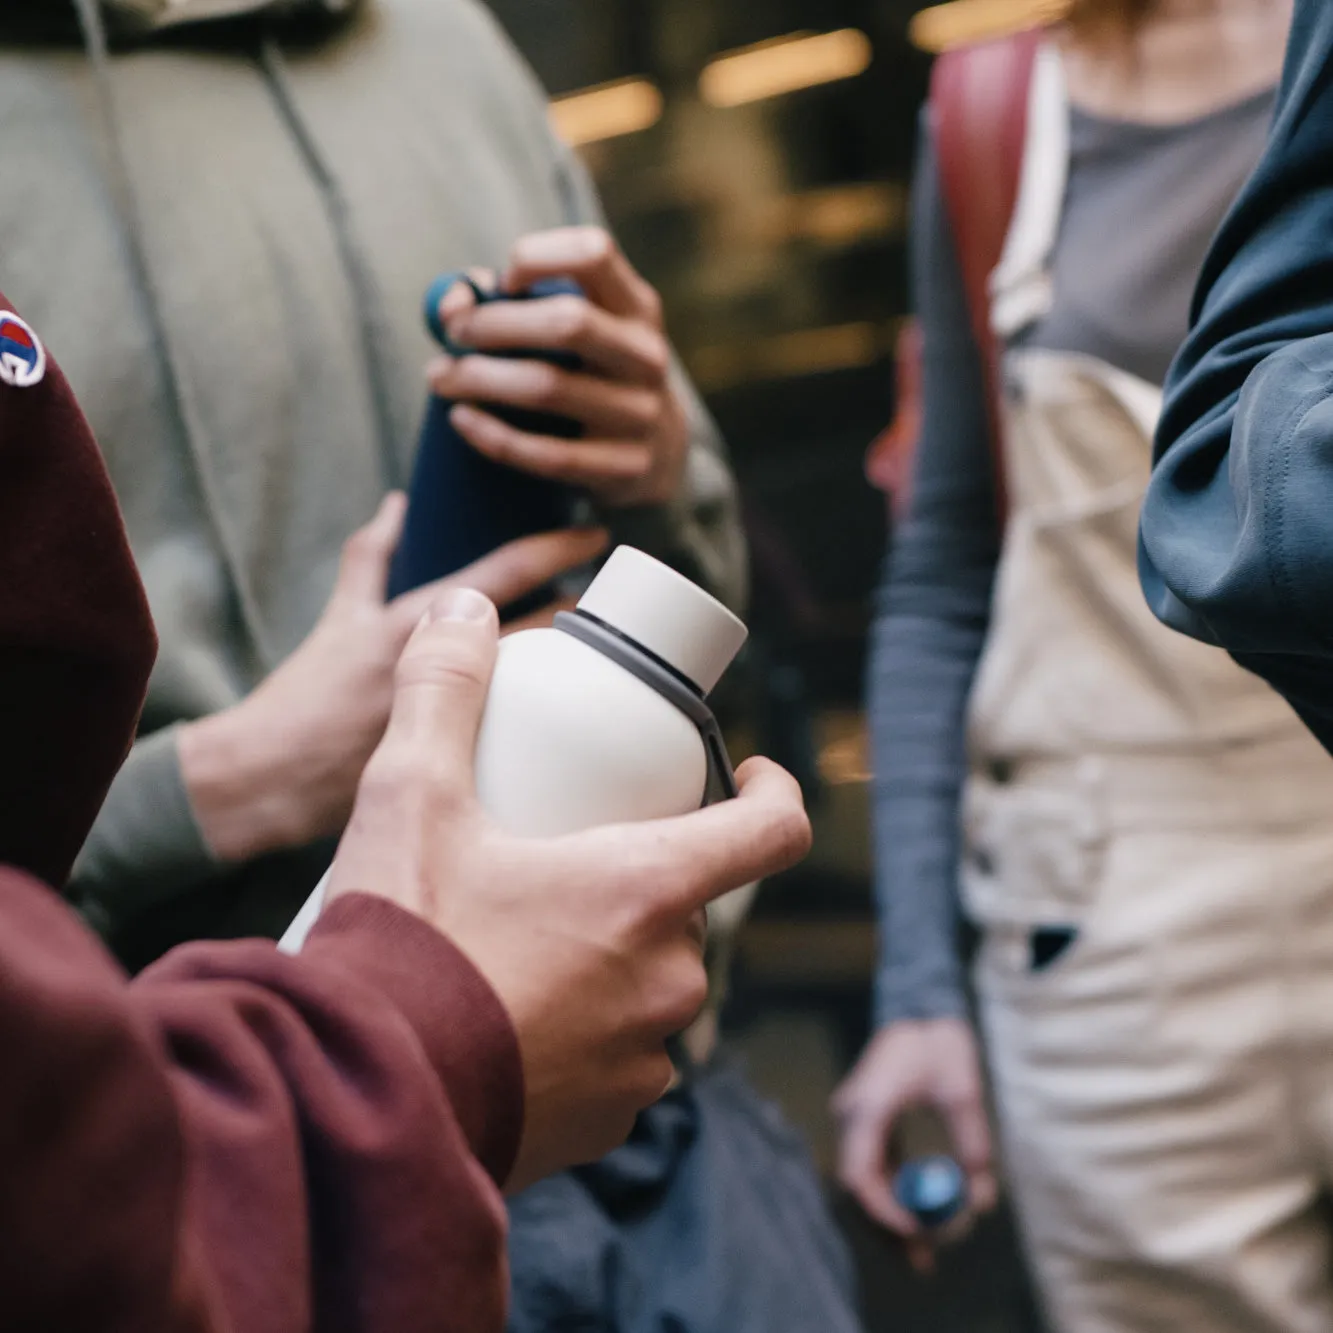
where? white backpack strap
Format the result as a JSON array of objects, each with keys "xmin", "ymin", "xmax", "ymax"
[{"xmin": 989, "ymin": 43, "xmax": 1069, "ymax": 340}]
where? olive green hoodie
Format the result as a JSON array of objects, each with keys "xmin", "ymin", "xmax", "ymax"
[{"xmin": 0, "ymin": 0, "xmax": 745, "ymax": 964}]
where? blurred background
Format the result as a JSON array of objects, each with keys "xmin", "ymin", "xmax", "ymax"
[{"xmin": 481, "ymin": 3, "xmax": 1042, "ymax": 1327}]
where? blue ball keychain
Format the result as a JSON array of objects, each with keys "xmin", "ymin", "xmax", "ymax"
[{"xmin": 893, "ymin": 1155, "xmax": 968, "ymax": 1231}]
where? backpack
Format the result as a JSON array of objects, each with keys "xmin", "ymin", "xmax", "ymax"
[{"xmin": 867, "ymin": 28, "xmax": 1044, "ymax": 521}]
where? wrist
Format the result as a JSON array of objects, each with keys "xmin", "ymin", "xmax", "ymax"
[
  {"xmin": 178, "ymin": 702, "xmax": 304, "ymax": 863},
  {"xmin": 875, "ymin": 965, "xmax": 970, "ymax": 1030}
]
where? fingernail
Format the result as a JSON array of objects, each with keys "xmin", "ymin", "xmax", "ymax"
[
  {"xmin": 579, "ymin": 227, "xmax": 610, "ymax": 258},
  {"xmin": 429, "ymin": 587, "xmax": 493, "ymax": 624},
  {"xmin": 440, "ymin": 286, "xmax": 471, "ymax": 318}
]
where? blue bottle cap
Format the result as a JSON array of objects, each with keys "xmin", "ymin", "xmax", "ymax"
[
  {"xmin": 893, "ymin": 1155, "xmax": 968, "ymax": 1230},
  {"xmin": 423, "ymin": 273, "xmax": 588, "ymax": 354},
  {"xmin": 422, "ymin": 271, "xmax": 476, "ymax": 351}
]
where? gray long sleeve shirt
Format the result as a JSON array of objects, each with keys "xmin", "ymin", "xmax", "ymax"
[{"xmin": 871, "ymin": 95, "xmax": 1272, "ymax": 1026}]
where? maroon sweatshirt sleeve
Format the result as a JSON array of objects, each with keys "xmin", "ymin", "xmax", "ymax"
[
  {"xmin": 0, "ymin": 295, "xmax": 526, "ymax": 1330},
  {"xmin": 0, "ymin": 875, "xmax": 523, "ymax": 1333}
]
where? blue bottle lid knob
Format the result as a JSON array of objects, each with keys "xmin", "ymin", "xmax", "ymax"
[
  {"xmin": 893, "ymin": 1155, "xmax": 968, "ymax": 1230},
  {"xmin": 423, "ymin": 272, "xmax": 588, "ymax": 354},
  {"xmin": 423, "ymin": 272, "xmax": 476, "ymax": 351}
]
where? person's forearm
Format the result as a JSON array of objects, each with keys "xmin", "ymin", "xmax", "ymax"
[
  {"xmin": 871, "ymin": 544, "xmax": 992, "ymax": 1029},
  {"xmin": 871, "ymin": 608, "xmax": 985, "ymax": 1028},
  {"xmin": 870, "ymin": 118, "xmax": 1002, "ymax": 1027},
  {"xmin": 1, "ymin": 868, "xmax": 521, "ymax": 1331}
]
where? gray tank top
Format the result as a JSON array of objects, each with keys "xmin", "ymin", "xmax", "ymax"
[{"xmin": 1014, "ymin": 88, "xmax": 1276, "ymax": 385}]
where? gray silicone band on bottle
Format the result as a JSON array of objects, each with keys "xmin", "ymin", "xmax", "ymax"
[{"xmin": 554, "ymin": 609, "xmax": 739, "ymax": 806}]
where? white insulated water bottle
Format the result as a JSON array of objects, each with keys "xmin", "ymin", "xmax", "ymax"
[
  {"xmin": 279, "ymin": 546, "xmax": 747, "ymax": 952},
  {"xmin": 476, "ymin": 545, "xmax": 747, "ymax": 833}
]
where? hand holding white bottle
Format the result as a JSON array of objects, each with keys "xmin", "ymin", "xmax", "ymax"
[
  {"xmin": 282, "ymin": 547, "xmax": 749, "ymax": 951},
  {"xmin": 301, "ymin": 582, "xmax": 810, "ymax": 1185}
]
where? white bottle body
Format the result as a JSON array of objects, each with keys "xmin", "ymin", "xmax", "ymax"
[
  {"xmin": 280, "ymin": 545, "xmax": 745, "ymax": 954},
  {"xmin": 476, "ymin": 628, "xmax": 708, "ymax": 836},
  {"xmin": 280, "ymin": 627, "xmax": 709, "ymax": 953}
]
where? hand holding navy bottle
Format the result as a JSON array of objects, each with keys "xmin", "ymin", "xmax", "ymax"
[
  {"xmin": 389, "ymin": 227, "xmax": 692, "ymax": 606},
  {"xmin": 387, "ymin": 272, "xmax": 585, "ymax": 602},
  {"xmin": 432, "ymin": 227, "xmax": 691, "ymax": 509}
]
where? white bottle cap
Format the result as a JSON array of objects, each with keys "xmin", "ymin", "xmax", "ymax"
[{"xmin": 577, "ymin": 546, "xmax": 748, "ymax": 695}]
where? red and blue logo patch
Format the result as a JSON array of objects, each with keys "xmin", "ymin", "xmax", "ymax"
[{"xmin": 0, "ymin": 312, "xmax": 46, "ymax": 389}]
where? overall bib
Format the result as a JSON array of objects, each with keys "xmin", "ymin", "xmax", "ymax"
[{"xmin": 964, "ymin": 47, "xmax": 1333, "ymax": 1333}]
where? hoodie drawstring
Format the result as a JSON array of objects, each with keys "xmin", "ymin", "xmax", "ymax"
[
  {"xmin": 69, "ymin": 0, "xmax": 406, "ymax": 672},
  {"xmin": 258, "ymin": 31, "xmax": 405, "ymax": 494},
  {"xmin": 71, "ymin": 0, "xmax": 277, "ymax": 673}
]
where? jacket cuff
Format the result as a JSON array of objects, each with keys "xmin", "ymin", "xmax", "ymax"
[
  {"xmin": 70, "ymin": 726, "xmax": 221, "ymax": 934},
  {"xmin": 306, "ymin": 895, "xmax": 524, "ymax": 1186}
]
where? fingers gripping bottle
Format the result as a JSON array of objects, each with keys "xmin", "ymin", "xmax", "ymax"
[
  {"xmin": 385, "ymin": 273, "xmax": 583, "ymax": 613},
  {"xmin": 280, "ymin": 548, "xmax": 747, "ymax": 952}
]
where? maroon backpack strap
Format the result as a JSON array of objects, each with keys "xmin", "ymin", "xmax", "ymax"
[{"xmin": 930, "ymin": 27, "xmax": 1043, "ymax": 521}]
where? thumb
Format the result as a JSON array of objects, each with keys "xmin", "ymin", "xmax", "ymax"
[
  {"xmin": 335, "ymin": 492, "xmax": 407, "ymax": 604},
  {"xmin": 382, "ymin": 588, "xmax": 500, "ymax": 802},
  {"xmin": 641, "ymin": 758, "xmax": 813, "ymax": 912}
]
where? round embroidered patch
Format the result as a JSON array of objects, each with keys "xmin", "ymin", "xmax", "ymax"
[{"xmin": 0, "ymin": 312, "xmax": 46, "ymax": 389}]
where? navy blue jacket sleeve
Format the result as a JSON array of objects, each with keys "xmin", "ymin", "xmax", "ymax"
[
  {"xmin": 1140, "ymin": 0, "xmax": 1333, "ymax": 750},
  {"xmin": 869, "ymin": 122, "xmax": 1001, "ymax": 1026}
]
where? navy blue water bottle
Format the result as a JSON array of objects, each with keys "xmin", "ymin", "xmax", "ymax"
[{"xmin": 386, "ymin": 273, "xmax": 583, "ymax": 608}]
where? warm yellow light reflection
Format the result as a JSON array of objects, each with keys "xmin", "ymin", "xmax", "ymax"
[
  {"xmin": 692, "ymin": 321, "xmax": 897, "ymax": 391},
  {"xmin": 909, "ymin": 0, "xmax": 1071, "ymax": 54},
  {"xmin": 818, "ymin": 730, "xmax": 872, "ymax": 787},
  {"xmin": 550, "ymin": 78, "xmax": 664, "ymax": 147},
  {"xmin": 740, "ymin": 186, "xmax": 907, "ymax": 251},
  {"xmin": 700, "ymin": 29, "xmax": 873, "ymax": 109},
  {"xmin": 760, "ymin": 322, "xmax": 881, "ymax": 378},
  {"xmin": 790, "ymin": 184, "xmax": 907, "ymax": 247}
]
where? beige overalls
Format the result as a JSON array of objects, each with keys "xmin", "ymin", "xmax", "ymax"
[{"xmin": 963, "ymin": 46, "xmax": 1333, "ymax": 1333}]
